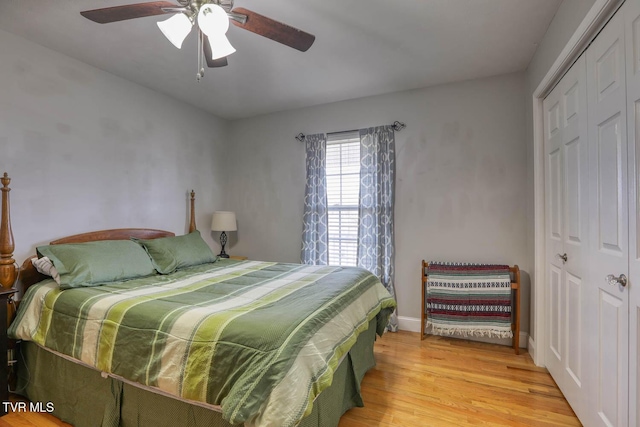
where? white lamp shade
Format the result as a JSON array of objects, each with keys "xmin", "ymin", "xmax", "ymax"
[
  {"xmin": 198, "ymin": 4, "xmax": 229, "ymax": 37},
  {"xmin": 211, "ymin": 211, "xmax": 237, "ymax": 231},
  {"xmin": 157, "ymin": 13, "xmax": 193, "ymax": 49},
  {"xmin": 208, "ymin": 34, "xmax": 236, "ymax": 60}
]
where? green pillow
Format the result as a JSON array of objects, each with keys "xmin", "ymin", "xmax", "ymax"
[
  {"xmin": 36, "ymin": 240, "xmax": 156, "ymax": 289},
  {"xmin": 132, "ymin": 230, "xmax": 216, "ymax": 274}
]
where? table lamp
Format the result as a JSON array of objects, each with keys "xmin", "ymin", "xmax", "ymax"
[{"xmin": 211, "ymin": 211, "xmax": 237, "ymax": 258}]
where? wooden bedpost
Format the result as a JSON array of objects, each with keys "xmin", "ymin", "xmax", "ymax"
[
  {"xmin": 189, "ymin": 190, "xmax": 196, "ymax": 233},
  {"xmin": 0, "ymin": 173, "xmax": 16, "ymax": 290},
  {"xmin": 0, "ymin": 174, "xmax": 17, "ymax": 411}
]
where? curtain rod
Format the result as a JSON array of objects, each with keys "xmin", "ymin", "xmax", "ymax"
[{"xmin": 295, "ymin": 120, "xmax": 406, "ymax": 142}]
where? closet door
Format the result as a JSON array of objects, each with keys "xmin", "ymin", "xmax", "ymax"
[
  {"xmin": 625, "ymin": 1, "xmax": 640, "ymax": 425},
  {"xmin": 586, "ymin": 9, "xmax": 629, "ymax": 427},
  {"xmin": 543, "ymin": 53, "xmax": 589, "ymax": 421},
  {"xmin": 544, "ymin": 69, "xmax": 565, "ymax": 388}
]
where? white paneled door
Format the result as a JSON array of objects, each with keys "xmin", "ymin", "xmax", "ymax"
[
  {"xmin": 625, "ymin": 1, "xmax": 640, "ymax": 426},
  {"xmin": 544, "ymin": 66, "xmax": 564, "ymax": 384},
  {"xmin": 543, "ymin": 2, "xmax": 640, "ymax": 426},
  {"xmin": 586, "ymin": 9, "xmax": 629, "ymax": 427},
  {"xmin": 543, "ymin": 53, "xmax": 589, "ymax": 421}
]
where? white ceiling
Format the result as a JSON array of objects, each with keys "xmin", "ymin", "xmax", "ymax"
[{"xmin": 0, "ymin": 0, "xmax": 561, "ymax": 120}]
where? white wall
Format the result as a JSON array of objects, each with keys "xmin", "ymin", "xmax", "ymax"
[
  {"xmin": 0, "ymin": 29, "xmax": 230, "ymax": 263},
  {"xmin": 524, "ymin": 0, "xmax": 597, "ymax": 342},
  {"xmin": 226, "ymin": 72, "xmax": 530, "ymax": 333},
  {"xmin": 3, "ymin": 2, "xmax": 588, "ymax": 337}
]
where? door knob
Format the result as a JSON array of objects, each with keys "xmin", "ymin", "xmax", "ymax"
[
  {"xmin": 606, "ymin": 274, "xmax": 627, "ymax": 287},
  {"xmin": 557, "ymin": 253, "xmax": 568, "ymax": 263}
]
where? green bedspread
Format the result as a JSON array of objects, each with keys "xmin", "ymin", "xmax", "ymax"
[{"xmin": 9, "ymin": 259, "xmax": 396, "ymax": 427}]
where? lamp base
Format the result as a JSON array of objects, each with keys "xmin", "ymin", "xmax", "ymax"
[{"xmin": 218, "ymin": 231, "xmax": 229, "ymax": 258}]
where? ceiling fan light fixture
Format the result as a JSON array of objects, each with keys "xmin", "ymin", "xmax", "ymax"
[
  {"xmin": 157, "ymin": 12, "xmax": 193, "ymax": 49},
  {"xmin": 198, "ymin": 4, "xmax": 230, "ymax": 37},
  {"xmin": 80, "ymin": 2, "xmax": 317, "ymax": 78},
  {"xmin": 208, "ymin": 34, "xmax": 236, "ymax": 60}
]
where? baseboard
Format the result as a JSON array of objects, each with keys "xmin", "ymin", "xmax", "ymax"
[
  {"xmin": 397, "ymin": 316, "xmax": 529, "ymax": 349},
  {"xmin": 528, "ymin": 336, "xmax": 540, "ymax": 365},
  {"xmin": 397, "ymin": 316, "xmax": 421, "ymax": 332}
]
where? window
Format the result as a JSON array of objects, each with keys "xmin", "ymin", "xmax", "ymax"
[{"xmin": 326, "ymin": 131, "xmax": 360, "ymax": 266}]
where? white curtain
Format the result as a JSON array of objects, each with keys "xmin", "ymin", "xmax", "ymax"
[
  {"xmin": 357, "ymin": 126, "xmax": 398, "ymax": 331},
  {"xmin": 300, "ymin": 133, "xmax": 329, "ymax": 265}
]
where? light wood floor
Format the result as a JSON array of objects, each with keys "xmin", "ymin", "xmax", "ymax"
[
  {"xmin": 0, "ymin": 331, "xmax": 580, "ymax": 427},
  {"xmin": 339, "ymin": 331, "xmax": 580, "ymax": 427}
]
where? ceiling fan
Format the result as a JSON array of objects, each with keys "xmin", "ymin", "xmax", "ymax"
[{"xmin": 80, "ymin": 0, "xmax": 315, "ymax": 77}]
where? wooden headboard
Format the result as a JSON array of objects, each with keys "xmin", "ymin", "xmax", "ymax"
[{"xmin": 16, "ymin": 189, "xmax": 199, "ymax": 296}]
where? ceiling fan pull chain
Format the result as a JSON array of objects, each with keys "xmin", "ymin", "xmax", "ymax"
[{"xmin": 197, "ymin": 31, "xmax": 204, "ymax": 81}]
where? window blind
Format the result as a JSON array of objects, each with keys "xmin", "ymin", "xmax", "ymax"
[{"xmin": 326, "ymin": 131, "xmax": 360, "ymax": 266}]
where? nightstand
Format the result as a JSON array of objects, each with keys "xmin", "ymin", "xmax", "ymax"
[
  {"xmin": 229, "ymin": 256, "xmax": 248, "ymax": 260},
  {"xmin": 0, "ymin": 288, "xmax": 17, "ymax": 415}
]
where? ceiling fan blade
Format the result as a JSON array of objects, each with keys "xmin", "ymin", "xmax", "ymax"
[
  {"xmin": 80, "ymin": 1, "xmax": 177, "ymax": 24},
  {"xmin": 230, "ymin": 7, "xmax": 315, "ymax": 52},
  {"xmin": 203, "ymin": 35, "xmax": 229, "ymax": 68}
]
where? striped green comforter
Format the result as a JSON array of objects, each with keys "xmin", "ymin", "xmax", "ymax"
[{"xmin": 9, "ymin": 259, "xmax": 396, "ymax": 426}]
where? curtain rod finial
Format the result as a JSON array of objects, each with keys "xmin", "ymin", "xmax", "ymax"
[
  {"xmin": 391, "ymin": 121, "xmax": 406, "ymax": 132},
  {"xmin": 295, "ymin": 133, "xmax": 306, "ymax": 142}
]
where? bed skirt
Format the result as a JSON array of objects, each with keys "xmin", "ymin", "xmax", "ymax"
[{"xmin": 14, "ymin": 318, "xmax": 377, "ymax": 427}]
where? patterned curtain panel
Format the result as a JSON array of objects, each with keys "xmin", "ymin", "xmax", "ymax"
[
  {"xmin": 357, "ymin": 126, "xmax": 398, "ymax": 331},
  {"xmin": 301, "ymin": 133, "xmax": 329, "ymax": 265}
]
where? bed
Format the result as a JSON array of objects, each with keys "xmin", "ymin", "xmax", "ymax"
[{"xmin": 5, "ymin": 190, "xmax": 395, "ymax": 427}]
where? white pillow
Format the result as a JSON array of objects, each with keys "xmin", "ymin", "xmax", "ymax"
[{"xmin": 31, "ymin": 256, "xmax": 61, "ymax": 285}]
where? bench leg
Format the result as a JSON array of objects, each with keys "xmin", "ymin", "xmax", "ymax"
[{"xmin": 513, "ymin": 286, "xmax": 520, "ymax": 355}]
